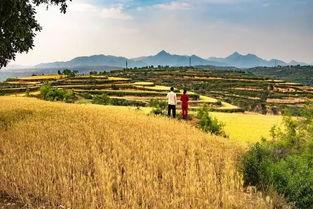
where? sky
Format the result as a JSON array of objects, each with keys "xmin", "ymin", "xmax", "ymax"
[{"xmin": 10, "ymin": 0, "xmax": 313, "ymax": 66}]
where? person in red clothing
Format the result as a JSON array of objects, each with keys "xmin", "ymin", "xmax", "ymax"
[{"xmin": 180, "ymin": 89, "xmax": 189, "ymax": 119}]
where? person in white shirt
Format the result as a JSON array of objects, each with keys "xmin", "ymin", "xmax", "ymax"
[{"xmin": 166, "ymin": 87, "xmax": 177, "ymax": 118}]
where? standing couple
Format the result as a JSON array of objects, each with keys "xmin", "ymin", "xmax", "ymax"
[{"xmin": 166, "ymin": 87, "xmax": 189, "ymax": 119}]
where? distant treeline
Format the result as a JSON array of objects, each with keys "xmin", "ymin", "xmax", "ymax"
[{"xmin": 248, "ymin": 65, "xmax": 313, "ymax": 86}]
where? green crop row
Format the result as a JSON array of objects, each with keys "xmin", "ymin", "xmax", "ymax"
[{"xmin": 76, "ymin": 90, "xmax": 200, "ymax": 99}]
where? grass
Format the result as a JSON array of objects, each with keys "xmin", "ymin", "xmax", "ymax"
[
  {"xmin": 0, "ymin": 96, "xmax": 277, "ymax": 209},
  {"xmin": 76, "ymin": 75, "xmax": 108, "ymax": 78},
  {"xmin": 199, "ymin": 95, "xmax": 218, "ymax": 103},
  {"xmin": 133, "ymin": 81, "xmax": 155, "ymax": 86},
  {"xmin": 210, "ymin": 112, "xmax": 283, "ymax": 143},
  {"xmin": 108, "ymin": 77, "xmax": 131, "ymax": 81},
  {"xmin": 141, "ymin": 85, "xmax": 171, "ymax": 90},
  {"xmin": 17, "ymin": 75, "xmax": 67, "ymax": 80},
  {"xmin": 8, "ymin": 91, "xmax": 41, "ymax": 97},
  {"xmin": 6, "ymin": 81, "xmax": 41, "ymax": 85}
]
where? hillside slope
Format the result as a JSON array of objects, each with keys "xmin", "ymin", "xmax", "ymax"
[
  {"xmin": 249, "ymin": 65, "xmax": 313, "ymax": 86},
  {"xmin": 0, "ymin": 97, "xmax": 276, "ymax": 208}
]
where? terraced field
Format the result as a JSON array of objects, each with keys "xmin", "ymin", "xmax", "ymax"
[
  {"xmin": 2, "ymin": 68, "xmax": 313, "ymax": 114},
  {"xmin": 109, "ymin": 68, "xmax": 313, "ymax": 114},
  {"xmin": 1, "ymin": 69, "xmax": 311, "ymax": 143},
  {"xmin": 0, "ymin": 74, "xmax": 243, "ymax": 112}
]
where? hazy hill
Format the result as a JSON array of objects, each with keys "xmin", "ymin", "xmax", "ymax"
[
  {"xmin": 1, "ymin": 50, "xmax": 308, "ymax": 82},
  {"xmin": 133, "ymin": 50, "xmax": 226, "ymax": 66},
  {"xmin": 208, "ymin": 52, "xmax": 289, "ymax": 68},
  {"xmin": 36, "ymin": 55, "xmax": 146, "ymax": 69},
  {"xmin": 5, "ymin": 51, "xmax": 307, "ymax": 71},
  {"xmin": 0, "ymin": 65, "xmax": 120, "ymax": 82}
]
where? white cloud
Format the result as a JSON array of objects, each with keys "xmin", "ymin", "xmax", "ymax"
[
  {"xmin": 100, "ymin": 4, "xmax": 133, "ymax": 20},
  {"xmin": 69, "ymin": 1, "xmax": 132, "ymax": 20},
  {"xmin": 154, "ymin": 1, "xmax": 190, "ymax": 10},
  {"xmin": 153, "ymin": 0, "xmax": 250, "ymax": 11}
]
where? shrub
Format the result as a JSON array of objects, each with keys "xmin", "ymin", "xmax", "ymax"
[
  {"xmin": 5, "ymin": 78, "xmax": 18, "ymax": 82},
  {"xmin": 91, "ymin": 94, "xmax": 111, "ymax": 105},
  {"xmin": 241, "ymin": 104, "xmax": 313, "ymax": 209},
  {"xmin": 192, "ymin": 93, "xmax": 200, "ymax": 100},
  {"xmin": 90, "ymin": 93, "xmax": 146, "ymax": 107},
  {"xmin": 40, "ymin": 83, "xmax": 75, "ymax": 103},
  {"xmin": 149, "ymin": 99, "xmax": 167, "ymax": 115},
  {"xmin": 81, "ymin": 92, "xmax": 93, "ymax": 100},
  {"xmin": 240, "ymin": 141, "xmax": 274, "ymax": 188},
  {"xmin": 215, "ymin": 100, "xmax": 222, "ymax": 106},
  {"xmin": 111, "ymin": 84, "xmax": 119, "ymax": 90},
  {"xmin": 110, "ymin": 98, "xmax": 146, "ymax": 107},
  {"xmin": 25, "ymin": 88, "xmax": 30, "ymax": 97},
  {"xmin": 196, "ymin": 105, "xmax": 224, "ymax": 135}
]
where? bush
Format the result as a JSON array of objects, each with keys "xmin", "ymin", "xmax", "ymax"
[
  {"xmin": 111, "ymin": 84, "xmax": 119, "ymax": 90},
  {"xmin": 196, "ymin": 105, "xmax": 224, "ymax": 135},
  {"xmin": 241, "ymin": 104, "xmax": 313, "ymax": 209},
  {"xmin": 25, "ymin": 88, "xmax": 30, "ymax": 97},
  {"xmin": 81, "ymin": 92, "xmax": 93, "ymax": 99},
  {"xmin": 149, "ymin": 99, "xmax": 167, "ymax": 115},
  {"xmin": 110, "ymin": 98, "xmax": 146, "ymax": 107},
  {"xmin": 92, "ymin": 94, "xmax": 111, "ymax": 105},
  {"xmin": 215, "ymin": 100, "xmax": 222, "ymax": 106},
  {"xmin": 5, "ymin": 78, "xmax": 18, "ymax": 82},
  {"xmin": 241, "ymin": 141, "xmax": 274, "ymax": 188},
  {"xmin": 91, "ymin": 94, "xmax": 146, "ymax": 107},
  {"xmin": 40, "ymin": 83, "xmax": 74, "ymax": 103}
]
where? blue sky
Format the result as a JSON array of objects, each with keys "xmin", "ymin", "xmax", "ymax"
[{"xmin": 11, "ymin": 0, "xmax": 313, "ymax": 65}]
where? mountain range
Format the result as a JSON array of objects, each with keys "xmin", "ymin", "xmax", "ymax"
[
  {"xmin": 0, "ymin": 51, "xmax": 311, "ymax": 82},
  {"xmin": 31, "ymin": 50, "xmax": 307, "ymax": 69}
]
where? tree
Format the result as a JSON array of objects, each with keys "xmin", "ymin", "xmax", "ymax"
[
  {"xmin": 62, "ymin": 69, "xmax": 77, "ymax": 77},
  {"xmin": 0, "ymin": 0, "xmax": 71, "ymax": 68}
]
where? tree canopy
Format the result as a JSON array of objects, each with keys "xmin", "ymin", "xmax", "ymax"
[{"xmin": 0, "ymin": 0, "xmax": 70, "ymax": 68}]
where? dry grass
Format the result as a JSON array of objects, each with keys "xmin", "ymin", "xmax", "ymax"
[
  {"xmin": 17, "ymin": 75, "xmax": 67, "ymax": 81},
  {"xmin": 8, "ymin": 91, "xmax": 41, "ymax": 97},
  {"xmin": 140, "ymin": 85, "xmax": 170, "ymax": 91},
  {"xmin": 108, "ymin": 77, "xmax": 131, "ymax": 81},
  {"xmin": 0, "ymin": 97, "xmax": 280, "ymax": 208},
  {"xmin": 133, "ymin": 82, "xmax": 155, "ymax": 86},
  {"xmin": 6, "ymin": 81, "xmax": 41, "ymax": 85}
]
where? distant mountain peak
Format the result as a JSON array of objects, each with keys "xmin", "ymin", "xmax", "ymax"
[
  {"xmin": 156, "ymin": 50, "xmax": 170, "ymax": 56},
  {"xmin": 232, "ymin": 51, "xmax": 241, "ymax": 56},
  {"xmin": 226, "ymin": 51, "xmax": 242, "ymax": 59},
  {"xmin": 246, "ymin": 53, "xmax": 258, "ymax": 58}
]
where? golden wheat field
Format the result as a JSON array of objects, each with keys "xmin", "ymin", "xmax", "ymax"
[
  {"xmin": 0, "ymin": 97, "xmax": 284, "ymax": 209},
  {"xmin": 210, "ymin": 112, "xmax": 283, "ymax": 143},
  {"xmin": 17, "ymin": 75, "xmax": 67, "ymax": 80}
]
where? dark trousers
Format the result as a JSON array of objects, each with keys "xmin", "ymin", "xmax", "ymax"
[{"xmin": 168, "ymin": 105, "xmax": 176, "ymax": 118}]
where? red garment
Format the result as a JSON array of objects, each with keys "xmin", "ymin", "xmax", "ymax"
[
  {"xmin": 180, "ymin": 94, "xmax": 189, "ymax": 107},
  {"xmin": 180, "ymin": 94, "xmax": 189, "ymax": 119}
]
